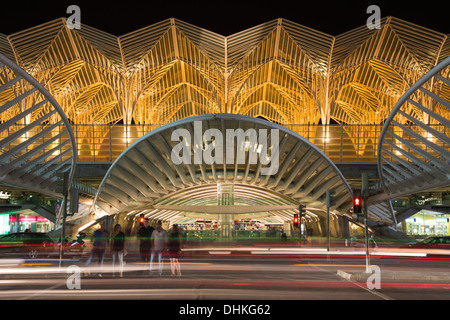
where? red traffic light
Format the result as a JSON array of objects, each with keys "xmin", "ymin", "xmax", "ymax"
[
  {"xmin": 353, "ymin": 197, "xmax": 362, "ymax": 214},
  {"xmin": 293, "ymin": 214, "xmax": 299, "ymax": 227}
]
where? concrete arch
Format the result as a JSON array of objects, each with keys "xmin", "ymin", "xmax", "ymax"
[
  {"xmin": 377, "ymin": 56, "xmax": 450, "ymax": 199},
  {"xmin": 370, "ymin": 56, "xmax": 450, "ymax": 225},
  {"xmin": 0, "ymin": 52, "xmax": 77, "ymax": 219},
  {"xmin": 94, "ymin": 114, "xmax": 353, "ymax": 226}
]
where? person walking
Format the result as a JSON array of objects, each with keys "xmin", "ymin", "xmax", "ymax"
[
  {"xmin": 149, "ymin": 220, "xmax": 168, "ymax": 277},
  {"xmin": 111, "ymin": 224, "xmax": 125, "ymax": 278},
  {"xmin": 168, "ymin": 224, "xmax": 183, "ymax": 277},
  {"xmin": 137, "ymin": 218, "xmax": 154, "ymax": 262},
  {"xmin": 84, "ymin": 222, "xmax": 108, "ymax": 277}
]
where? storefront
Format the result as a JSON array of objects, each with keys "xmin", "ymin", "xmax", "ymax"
[
  {"xmin": 234, "ymin": 220, "xmax": 261, "ymax": 231},
  {"xmin": 176, "ymin": 219, "xmax": 218, "ymax": 231},
  {"xmin": 0, "ymin": 210, "xmax": 54, "ymax": 235},
  {"xmin": 403, "ymin": 211, "xmax": 450, "ymax": 238}
]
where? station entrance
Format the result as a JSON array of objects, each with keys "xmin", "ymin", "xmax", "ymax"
[{"xmin": 91, "ymin": 114, "xmax": 354, "ymax": 243}]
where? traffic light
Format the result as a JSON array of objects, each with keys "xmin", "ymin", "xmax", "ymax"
[
  {"xmin": 353, "ymin": 196, "xmax": 362, "ymax": 214},
  {"xmin": 326, "ymin": 189, "xmax": 336, "ymax": 208},
  {"xmin": 299, "ymin": 205, "xmax": 306, "ymax": 218},
  {"xmin": 139, "ymin": 214, "xmax": 145, "ymax": 226},
  {"xmin": 293, "ymin": 213, "xmax": 299, "ymax": 227}
]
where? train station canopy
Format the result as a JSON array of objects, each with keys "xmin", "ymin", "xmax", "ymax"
[
  {"xmin": 1, "ymin": 17, "xmax": 448, "ymax": 129},
  {"xmin": 1, "ymin": 16, "xmax": 449, "ymax": 226},
  {"xmin": 94, "ymin": 114, "xmax": 353, "ymax": 223}
]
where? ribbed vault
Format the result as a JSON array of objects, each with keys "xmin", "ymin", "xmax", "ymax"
[
  {"xmin": 1, "ymin": 17, "xmax": 448, "ymax": 127},
  {"xmin": 94, "ymin": 114, "xmax": 353, "ymax": 223}
]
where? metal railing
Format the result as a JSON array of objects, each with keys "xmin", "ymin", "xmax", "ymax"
[
  {"xmin": 73, "ymin": 123, "xmax": 383, "ymax": 163},
  {"xmin": 2, "ymin": 123, "xmax": 446, "ymax": 164}
]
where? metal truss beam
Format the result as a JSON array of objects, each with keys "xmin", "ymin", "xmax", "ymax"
[{"xmin": 0, "ymin": 52, "xmax": 77, "ymax": 221}]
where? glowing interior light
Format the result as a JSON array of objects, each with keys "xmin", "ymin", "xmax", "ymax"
[
  {"xmin": 52, "ymin": 141, "xmax": 60, "ymax": 156},
  {"xmin": 256, "ymin": 144, "xmax": 263, "ymax": 154},
  {"xmin": 425, "ymin": 131, "xmax": 434, "ymax": 142},
  {"xmin": 244, "ymin": 140, "xmax": 250, "ymax": 151},
  {"xmin": 322, "ymin": 126, "xmax": 329, "ymax": 143},
  {"xmin": 123, "ymin": 126, "xmax": 131, "ymax": 143},
  {"xmin": 21, "ymin": 132, "xmax": 29, "ymax": 142},
  {"xmin": 0, "ymin": 214, "xmax": 9, "ymax": 235},
  {"xmin": 395, "ymin": 142, "xmax": 402, "ymax": 156}
]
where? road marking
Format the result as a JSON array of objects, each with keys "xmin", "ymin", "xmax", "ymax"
[
  {"xmin": 350, "ymin": 280, "xmax": 394, "ymax": 300},
  {"xmin": 310, "ymin": 263, "xmax": 395, "ymax": 300},
  {"xmin": 335, "ymin": 270, "xmax": 395, "ymax": 300}
]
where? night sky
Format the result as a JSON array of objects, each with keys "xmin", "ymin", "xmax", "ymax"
[{"xmin": 0, "ymin": 0, "xmax": 448, "ymax": 36}]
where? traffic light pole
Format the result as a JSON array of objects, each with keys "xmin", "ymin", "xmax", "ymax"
[
  {"xmin": 325, "ymin": 190, "xmax": 335, "ymax": 253},
  {"xmin": 363, "ymin": 196, "xmax": 370, "ymax": 272},
  {"xmin": 362, "ymin": 172, "xmax": 370, "ymax": 272},
  {"xmin": 326, "ymin": 204, "xmax": 330, "ymax": 252},
  {"xmin": 58, "ymin": 171, "xmax": 69, "ymax": 269},
  {"xmin": 298, "ymin": 214, "xmax": 302, "ymax": 242},
  {"xmin": 298, "ymin": 205, "xmax": 305, "ymax": 243}
]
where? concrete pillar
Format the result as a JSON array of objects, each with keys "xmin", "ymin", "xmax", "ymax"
[
  {"xmin": 217, "ymin": 184, "xmax": 234, "ymax": 240},
  {"xmin": 218, "ymin": 213, "xmax": 233, "ymax": 239}
]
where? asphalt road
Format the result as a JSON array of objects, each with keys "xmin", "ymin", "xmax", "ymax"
[{"xmin": 1, "ymin": 248, "xmax": 450, "ymax": 302}]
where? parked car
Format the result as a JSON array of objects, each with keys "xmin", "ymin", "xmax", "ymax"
[
  {"xmin": 404, "ymin": 236, "xmax": 450, "ymax": 249},
  {"xmin": 0, "ymin": 232, "xmax": 57, "ymax": 259}
]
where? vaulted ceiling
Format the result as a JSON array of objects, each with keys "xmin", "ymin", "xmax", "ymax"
[{"xmin": 1, "ymin": 17, "xmax": 448, "ymax": 128}]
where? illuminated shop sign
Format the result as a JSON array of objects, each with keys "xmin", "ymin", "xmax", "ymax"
[
  {"xmin": 0, "ymin": 214, "xmax": 9, "ymax": 235},
  {"xmin": 8, "ymin": 216, "xmax": 49, "ymax": 222}
]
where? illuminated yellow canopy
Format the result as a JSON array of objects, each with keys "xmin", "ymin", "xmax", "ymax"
[{"xmin": 0, "ymin": 16, "xmax": 448, "ymax": 128}]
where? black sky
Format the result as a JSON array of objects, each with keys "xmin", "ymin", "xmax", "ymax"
[{"xmin": 0, "ymin": 0, "xmax": 448, "ymax": 36}]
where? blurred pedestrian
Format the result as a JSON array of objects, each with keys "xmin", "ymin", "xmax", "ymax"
[
  {"xmin": 168, "ymin": 224, "xmax": 183, "ymax": 277},
  {"xmin": 84, "ymin": 222, "xmax": 108, "ymax": 277},
  {"xmin": 138, "ymin": 218, "xmax": 154, "ymax": 262},
  {"xmin": 111, "ymin": 224, "xmax": 125, "ymax": 278},
  {"xmin": 149, "ymin": 220, "xmax": 168, "ymax": 277}
]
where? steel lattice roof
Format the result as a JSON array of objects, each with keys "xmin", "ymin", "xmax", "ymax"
[{"xmin": 0, "ymin": 17, "xmax": 448, "ymax": 129}]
